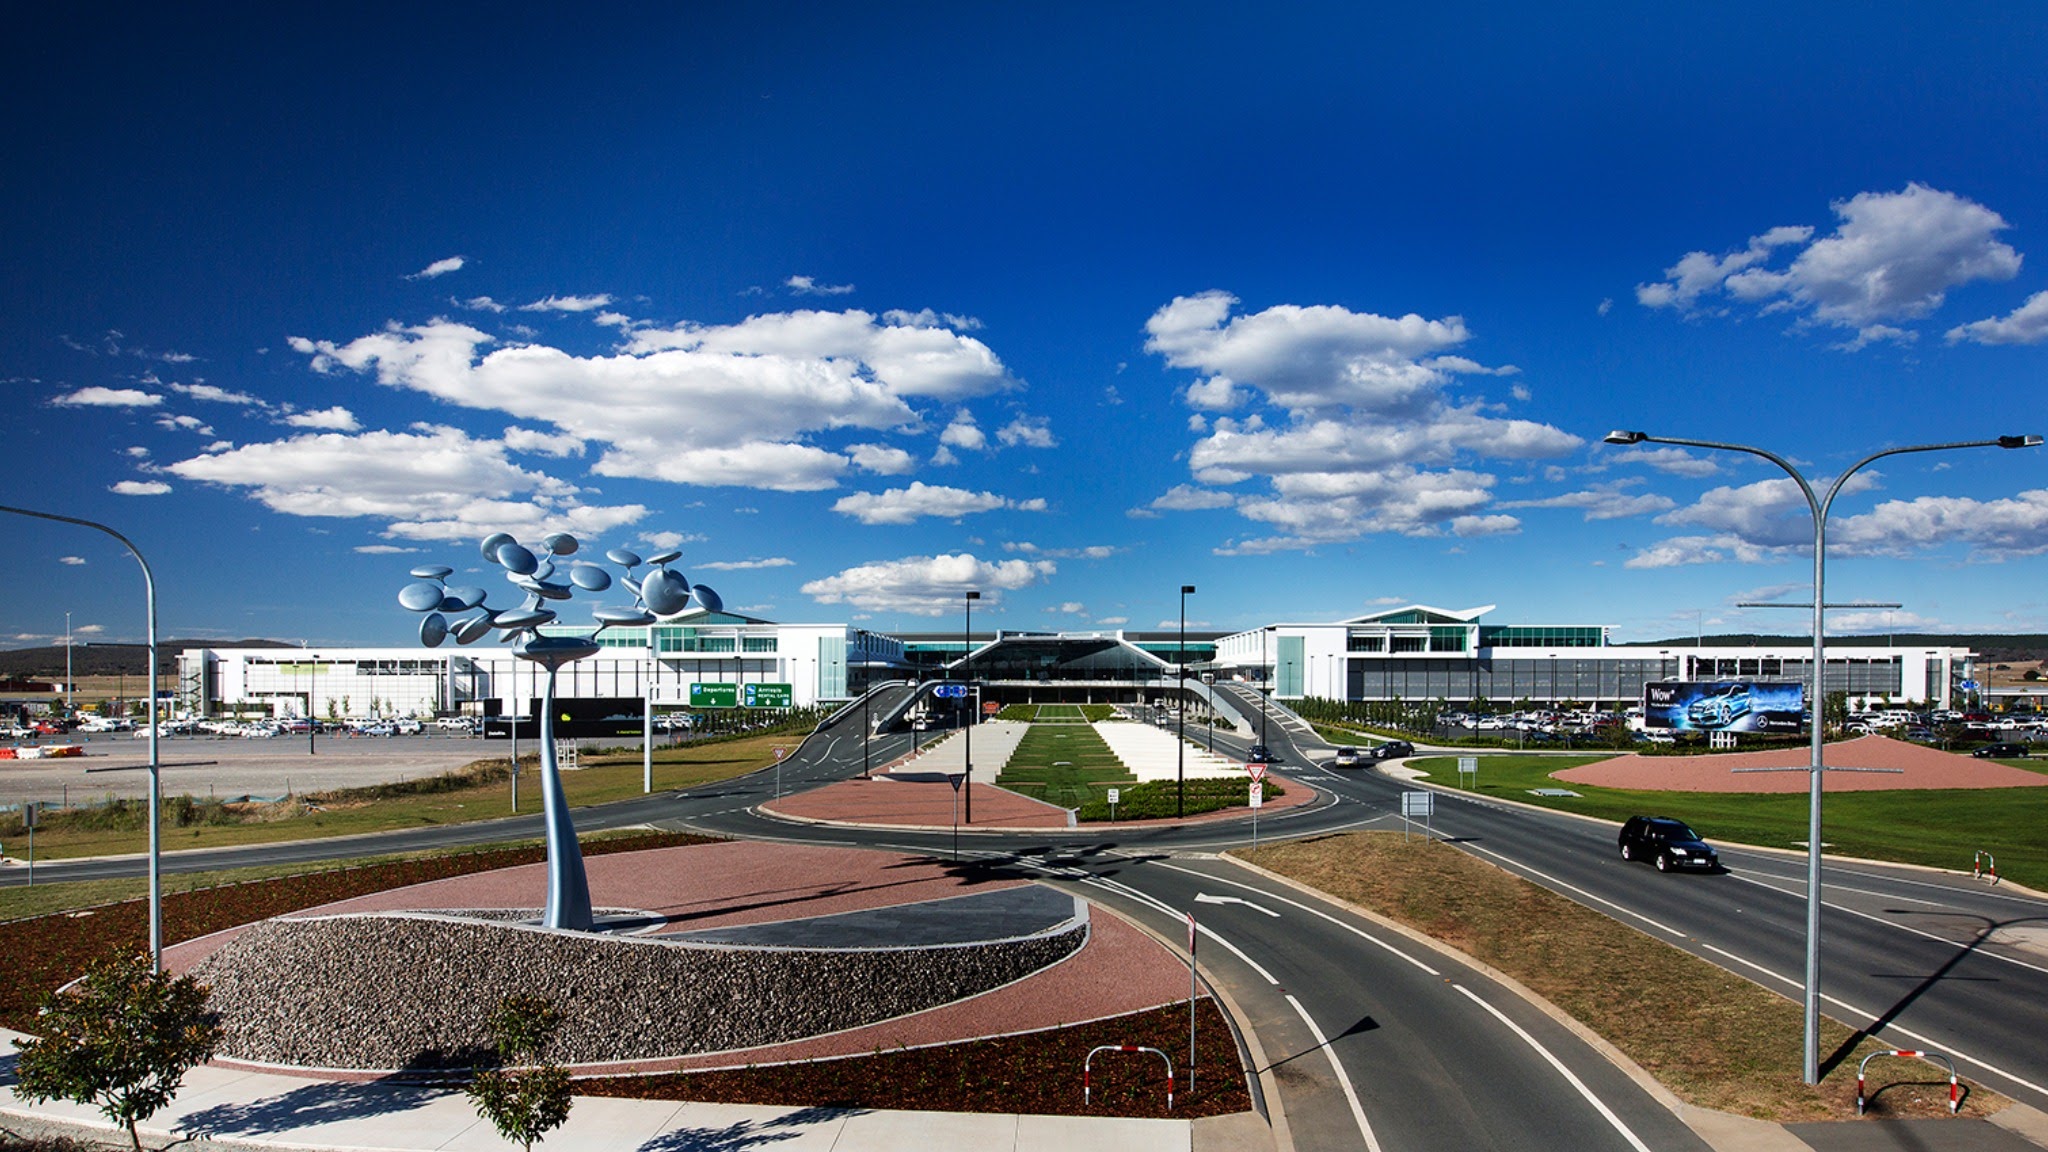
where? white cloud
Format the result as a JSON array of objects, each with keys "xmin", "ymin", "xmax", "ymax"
[
  {"xmin": 1497, "ymin": 482, "xmax": 1677, "ymax": 520},
  {"xmin": 786, "ymin": 275, "xmax": 855, "ymax": 296},
  {"xmin": 846, "ymin": 443, "xmax": 917, "ymax": 475},
  {"xmin": 1048, "ymin": 601, "xmax": 1086, "ymax": 614},
  {"xmin": 501, "ymin": 426, "xmax": 586, "ymax": 457},
  {"xmin": 1097, "ymin": 615, "xmax": 1128, "ymax": 626},
  {"xmin": 939, "ymin": 411, "xmax": 987, "ymax": 450},
  {"xmin": 800, "ymin": 552, "xmax": 1055, "ymax": 615},
  {"xmin": 996, "ymin": 414, "xmax": 1057, "ymax": 448},
  {"xmin": 284, "ymin": 406, "xmax": 361, "ymax": 431},
  {"xmin": 110, "ymin": 480, "xmax": 171, "ymax": 496},
  {"xmin": 170, "ymin": 382, "xmax": 263, "ymax": 406},
  {"xmin": 1146, "ymin": 291, "xmax": 1580, "ymax": 549},
  {"xmin": 1639, "ymin": 185, "xmax": 2021, "ymax": 339},
  {"xmin": 1832, "ymin": 490, "xmax": 2048, "ymax": 558},
  {"xmin": 292, "ymin": 309, "xmax": 1014, "ymax": 492},
  {"xmin": 698, "ymin": 557, "xmax": 796, "ymax": 570},
  {"xmin": 1609, "ymin": 446, "xmax": 1720, "ymax": 478},
  {"xmin": 455, "ymin": 296, "xmax": 508, "ymax": 313},
  {"xmin": 1622, "ymin": 533, "xmax": 1784, "ymax": 569},
  {"xmin": 639, "ymin": 531, "xmax": 706, "ymax": 550},
  {"xmin": 832, "ymin": 481, "xmax": 1045, "ymax": 525},
  {"xmin": 1655, "ymin": 473, "xmax": 1879, "ymax": 547},
  {"xmin": 164, "ymin": 426, "xmax": 646, "ymax": 542},
  {"xmin": 520, "ymin": 294, "xmax": 616, "ymax": 313},
  {"xmin": 1002, "ymin": 542, "xmax": 1116, "ymax": 559},
  {"xmin": 54, "ymin": 386, "xmax": 160, "ymax": 408},
  {"xmin": 124, "ymin": 446, "xmax": 150, "ymax": 458},
  {"xmin": 155, "ymin": 414, "xmax": 214, "ymax": 435},
  {"xmin": 409, "ymin": 256, "xmax": 465, "ymax": 279},
  {"xmin": 1947, "ymin": 290, "xmax": 2048, "ymax": 346},
  {"xmin": 59, "ymin": 556, "xmax": 86, "ymax": 565},
  {"xmin": 1148, "ymin": 484, "xmax": 1237, "ymax": 512},
  {"xmin": 353, "ymin": 544, "xmax": 419, "ymax": 555}
]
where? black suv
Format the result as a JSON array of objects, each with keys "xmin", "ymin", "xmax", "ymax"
[
  {"xmin": 1618, "ymin": 816, "xmax": 1719, "ymax": 873},
  {"xmin": 1371, "ymin": 740, "xmax": 1415, "ymax": 760},
  {"xmin": 1247, "ymin": 744, "xmax": 1275, "ymax": 764},
  {"xmin": 1973, "ymin": 742, "xmax": 2029, "ymax": 759}
]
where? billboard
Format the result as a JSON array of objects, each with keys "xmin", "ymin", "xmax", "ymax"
[
  {"xmin": 482, "ymin": 696, "xmax": 647, "ymax": 739},
  {"xmin": 1643, "ymin": 681, "xmax": 1805, "ymax": 734}
]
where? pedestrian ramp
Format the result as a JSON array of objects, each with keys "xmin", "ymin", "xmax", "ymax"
[
  {"xmin": 888, "ymin": 720, "xmax": 1030, "ymax": 783},
  {"xmin": 1092, "ymin": 720, "xmax": 1245, "ymax": 782}
]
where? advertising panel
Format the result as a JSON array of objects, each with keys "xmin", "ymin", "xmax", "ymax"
[
  {"xmin": 1643, "ymin": 681, "xmax": 1805, "ymax": 733},
  {"xmin": 482, "ymin": 696, "xmax": 647, "ymax": 739}
]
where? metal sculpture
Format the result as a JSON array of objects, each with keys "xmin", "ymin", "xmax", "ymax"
[{"xmin": 396, "ymin": 531, "xmax": 723, "ymax": 931}]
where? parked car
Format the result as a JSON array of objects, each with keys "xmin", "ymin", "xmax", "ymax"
[
  {"xmin": 1618, "ymin": 816, "xmax": 1720, "ymax": 873},
  {"xmin": 1330, "ymin": 746, "xmax": 1363, "ymax": 768},
  {"xmin": 1371, "ymin": 740, "xmax": 1415, "ymax": 760},
  {"xmin": 1973, "ymin": 742, "xmax": 2029, "ymax": 759},
  {"xmin": 393, "ymin": 718, "xmax": 424, "ymax": 735}
]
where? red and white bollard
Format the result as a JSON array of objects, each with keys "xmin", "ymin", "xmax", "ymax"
[
  {"xmin": 1857, "ymin": 1049, "xmax": 1959, "ymax": 1116},
  {"xmin": 1084, "ymin": 1044, "xmax": 1175, "ymax": 1110}
]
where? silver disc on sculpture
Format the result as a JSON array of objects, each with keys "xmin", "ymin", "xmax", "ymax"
[
  {"xmin": 622, "ymin": 574, "xmax": 642, "ymax": 597},
  {"xmin": 641, "ymin": 568, "xmax": 691, "ymax": 615},
  {"xmin": 420, "ymin": 613, "xmax": 449, "ymax": 648},
  {"xmin": 480, "ymin": 532, "xmax": 516, "ymax": 563},
  {"xmin": 691, "ymin": 583, "xmax": 723, "ymax": 613},
  {"xmin": 443, "ymin": 585, "xmax": 487, "ymax": 611},
  {"xmin": 511, "ymin": 575, "xmax": 575, "ymax": 601},
  {"xmin": 569, "ymin": 564, "xmax": 611, "ymax": 592},
  {"xmin": 543, "ymin": 532, "xmax": 579, "ymax": 556},
  {"xmin": 593, "ymin": 606, "xmax": 656, "ymax": 625},
  {"xmin": 453, "ymin": 614, "xmax": 495, "ymax": 644},
  {"xmin": 398, "ymin": 581, "xmax": 447, "ymax": 612},
  {"xmin": 409, "ymin": 564, "xmax": 454, "ymax": 580},
  {"xmin": 646, "ymin": 549, "xmax": 682, "ymax": 566},
  {"xmin": 532, "ymin": 557, "xmax": 556, "ymax": 581},
  {"xmin": 493, "ymin": 607, "xmax": 556, "ymax": 629},
  {"xmin": 605, "ymin": 548, "xmax": 641, "ymax": 567},
  {"xmin": 496, "ymin": 541, "xmax": 539, "ymax": 574}
]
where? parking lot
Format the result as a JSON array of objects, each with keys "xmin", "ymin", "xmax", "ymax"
[{"xmin": 0, "ymin": 730, "xmax": 513, "ymax": 808}]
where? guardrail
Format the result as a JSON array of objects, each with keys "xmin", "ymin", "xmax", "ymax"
[
  {"xmin": 1857, "ymin": 1049, "xmax": 1958, "ymax": 1115},
  {"xmin": 1084, "ymin": 1044, "xmax": 1174, "ymax": 1110},
  {"xmin": 1973, "ymin": 850, "xmax": 2000, "ymax": 884}
]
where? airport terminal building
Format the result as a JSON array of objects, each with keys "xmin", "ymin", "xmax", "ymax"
[{"xmin": 176, "ymin": 602, "xmax": 1978, "ymax": 720}]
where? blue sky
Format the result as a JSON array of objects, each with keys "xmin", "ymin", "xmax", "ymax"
[{"xmin": 6, "ymin": 3, "xmax": 2048, "ymax": 649}]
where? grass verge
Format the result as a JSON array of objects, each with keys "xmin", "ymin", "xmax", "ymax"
[
  {"xmin": 1412, "ymin": 753, "xmax": 2048, "ymax": 885},
  {"xmin": 1240, "ymin": 832, "xmax": 2005, "ymax": 1122}
]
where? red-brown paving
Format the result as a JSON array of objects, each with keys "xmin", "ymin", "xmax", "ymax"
[
  {"xmin": 168, "ymin": 840, "xmax": 1198, "ymax": 1077},
  {"xmin": 763, "ymin": 770, "xmax": 1316, "ymax": 828},
  {"xmin": 1551, "ymin": 734, "xmax": 2048, "ymax": 793}
]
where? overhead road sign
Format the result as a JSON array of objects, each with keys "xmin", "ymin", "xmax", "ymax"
[
  {"xmin": 743, "ymin": 682, "xmax": 792, "ymax": 708},
  {"xmin": 689, "ymin": 683, "xmax": 738, "ymax": 708}
]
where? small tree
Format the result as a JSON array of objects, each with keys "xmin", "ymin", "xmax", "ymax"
[
  {"xmin": 467, "ymin": 995, "xmax": 573, "ymax": 1152},
  {"xmin": 12, "ymin": 951, "xmax": 222, "ymax": 1152}
]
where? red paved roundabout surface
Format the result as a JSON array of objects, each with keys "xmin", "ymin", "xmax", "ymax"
[
  {"xmin": 164, "ymin": 840, "xmax": 1197, "ymax": 1076},
  {"xmin": 1552, "ymin": 734, "xmax": 2048, "ymax": 792}
]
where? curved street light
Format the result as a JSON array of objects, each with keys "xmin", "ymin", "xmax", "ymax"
[
  {"xmin": 0, "ymin": 505, "xmax": 163, "ymax": 970},
  {"xmin": 1602, "ymin": 428, "xmax": 2040, "ymax": 1084}
]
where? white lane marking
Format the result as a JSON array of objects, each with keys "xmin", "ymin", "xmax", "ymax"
[
  {"xmin": 1452, "ymin": 985, "xmax": 1653, "ymax": 1152},
  {"xmin": 1194, "ymin": 893, "xmax": 1280, "ymax": 916},
  {"xmin": 1728, "ymin": 873, "xmax": 2048, "ymax": 979},
  {"xmin": 1461, "ymin": 844, "xmax": 1692, "ymax": 940},
  {"xmin": 1200, "ymin": 923, "xmax": 1280, "ymax": 985},
  {"xmin": 1284, "ymin": 993, "xmax": 1384, "ymax": 1152},
  {"xmin": 1155, "ymin": 861, "xmax": 1439, "ymax": 976},
  {"xmin": 999, "ymin": 854, "xmax": 1282, "ymax": 984}
]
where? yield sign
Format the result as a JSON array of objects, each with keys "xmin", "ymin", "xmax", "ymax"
[{"xmin": 1246, "ymin": 761, "xmax": 1268, "ymax": 783}]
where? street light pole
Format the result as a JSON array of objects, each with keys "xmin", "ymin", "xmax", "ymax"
[
  {"xmin": 1261, "ymin": 626, "xmax": 1273, "ymax": 747},
  {"xmin": 1178, "ymin": 584, "xmax": 1195, "ymax": 818},
  {"xmin": 1604, "ymin": 428, "xmax": 2040, "ymax": 1084},
  {"xmin": 963, "ymin": 590, "xmax": 980, "ymax": 824},
  {"xmin": 3, "ymin": 505, "xmax": 162, "ymax": 971}
]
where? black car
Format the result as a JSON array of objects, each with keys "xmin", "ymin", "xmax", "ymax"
[
  {"xmin": 1247, "ymin": 744, "xmax": 1275, "ymax": 764},
  {"xmin": 1371, "ymin": 740, "xmax": 1415, "ymax": 760},
  {"xmin": 1973, "ymin": 742, "xmax": 2030, "ymax": 759},
  {"xmin": 1618, "ymin": 815, "xmax": 1719, "ymax": 873}
]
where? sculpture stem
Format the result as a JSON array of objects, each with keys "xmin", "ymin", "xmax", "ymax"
[{"xmin": 538, "ymin": 662, "xmax": 595, "ymax": 930}]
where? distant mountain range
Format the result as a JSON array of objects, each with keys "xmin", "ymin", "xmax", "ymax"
[{"xmin": 0, "ymin": 641, "xmax": 293, "ymax": 678}]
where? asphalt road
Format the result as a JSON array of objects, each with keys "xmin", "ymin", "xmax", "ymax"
[{"xmin": 10, "ymin": 682, "xmax": 2048, "ymax": 1149}]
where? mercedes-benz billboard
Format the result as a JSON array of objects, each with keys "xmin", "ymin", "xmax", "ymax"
[{"xmin": 1643, "ymin": 680, "xmax": 1805, "ymax": 733}]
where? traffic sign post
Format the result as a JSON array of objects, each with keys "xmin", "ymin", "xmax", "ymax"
[
  {"xmin": 773, "ymin": 745, "xmax": 788, "ymax": 799},
  {"xmin": 1401, "ymin": 789, "xmax": 1435, "ymax": 840},
  {"xmin": 1250, "ymin": 780, "xmax": 1263, "ymax": 850},
  {"xmin": 1187, "ymin": 910, "xmax": 1197, "ymax": 1094},
  {"xmin": 1107, "ymin": 786, "xmax": 1120, "ymax": 822},
  {"xmin": 1458, "ymin": 756, "xmax": 1477, "ymax": 787}
]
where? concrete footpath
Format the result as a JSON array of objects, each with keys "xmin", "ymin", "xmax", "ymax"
[{"xmin": 0, "ymin": 1033, "xmax": 1196, "ymax": 1151}]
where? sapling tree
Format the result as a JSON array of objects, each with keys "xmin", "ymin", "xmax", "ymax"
[
  {"xmin": 466, "ymin": 994, "xmax": 573, "ymax": 1152},
  {"xmin": 12, "ymin": 950, "xmax": 222, "ymax": 1152}
]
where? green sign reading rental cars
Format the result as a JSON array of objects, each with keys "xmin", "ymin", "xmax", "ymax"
[
  {"xmin": 687, "ymin": 682, "xmax": 793, "ymax": 708},
  {"xmin": 744, "ymin": 683, "xmax": 793, "ymax": 708},
  {"xmin": 688, "ymin": 683, "xmax": 738, "ymax": 708}
]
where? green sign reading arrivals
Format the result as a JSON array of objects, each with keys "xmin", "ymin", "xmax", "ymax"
[
  {"xmin": 688, "ymin": 683, "xmax": 739, "ymax": 708},
  {"xmin": 743, "ymin": 683, "xmax": 793, "ymax": 708}
]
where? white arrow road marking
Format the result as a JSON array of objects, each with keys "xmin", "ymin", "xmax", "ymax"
[{"xmin": 1195, "ymin": 892, "xmax": 1281, "ymax": 916}]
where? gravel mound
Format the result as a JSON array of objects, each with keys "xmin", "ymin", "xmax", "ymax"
[{"xmin": 193, "ymin": 911, "xmax": 1083, "ymax": 1070}]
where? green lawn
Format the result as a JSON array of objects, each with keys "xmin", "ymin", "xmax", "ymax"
[
  {"xmin": 994, "ymin": 723, "xmax": 1133, "ymax": 809},
  {"xmin": 1413, "ymin": 754, "xmax": 2048, "ymax": 886}
]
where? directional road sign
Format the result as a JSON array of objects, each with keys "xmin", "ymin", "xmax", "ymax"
[
  {"xmin": 688, "ymin": 682, "xmax": 738, "ymax": 708},
  {"xmin": 743, "ymin": 682, "xmax": 793, "ymax": 708}
]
